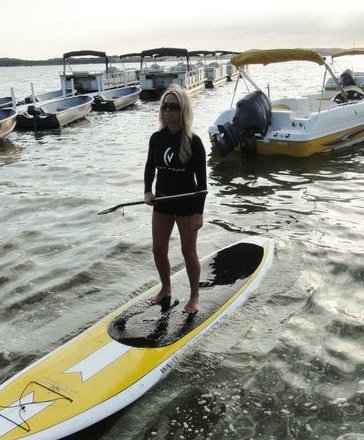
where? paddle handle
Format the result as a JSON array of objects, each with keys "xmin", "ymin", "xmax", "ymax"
[{"xmin": 97, "ymin": 190, "xmax": 208, "ymax": 215}]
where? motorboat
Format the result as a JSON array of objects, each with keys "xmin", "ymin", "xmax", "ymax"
[
  {"xmin": 92, "ymin": 86, "xmax": 141, "ymax": 111},
  {"xmin": 324, "ymin": 48, "xmax": 364, "ymax": 92},
  {"xmin": 0, "ymin": 108, "xmax": 17, "ymax": 139},
  {"xmin": 131, "ymin": 47, "xmax": 205, "ymax": 99},
  {"xmin": 208, "ymin": 48, "xmax": 364, "ymax": 158},
  {"xmin": 16, "ymin": 95, "xmax": 93, "ymax": 130},
  {"xmin": 60, "ymin": 50, "xmax": 139, "ymax": 94}
]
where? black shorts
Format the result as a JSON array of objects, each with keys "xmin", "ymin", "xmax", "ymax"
[{"xmin": 153, "ymin": 199, "xmax": 197, "ymax": 217}]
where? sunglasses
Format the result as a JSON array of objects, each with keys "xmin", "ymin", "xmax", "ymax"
[{"xmin": 161, "ymin": 103, "xmax": 181, "ymax": 112}]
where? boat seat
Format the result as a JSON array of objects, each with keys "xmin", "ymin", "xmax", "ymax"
[
  {"xmin": 273, "ymin": 97, "xmax": 310, "ymax": 115},
  {"xmin": 273, "ymin": 103, "xmax": 291, "ymax": 110}
]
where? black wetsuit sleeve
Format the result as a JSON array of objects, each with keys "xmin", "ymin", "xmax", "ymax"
[
  {"xmin": 192, "ymin": 135, "xmax": 207, "ymax": 214},
  {"xmin": 144, "ymin": 136, "xmax": 155, "ymax": 193}
]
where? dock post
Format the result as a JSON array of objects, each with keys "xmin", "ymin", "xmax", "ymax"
[
  {"xmin": 30, "ymin": 83, "xmax": 36, "ymax": 103},
  {"xmin": 11, "ymin": 87, "xmax": 16, "ymax": 109}
]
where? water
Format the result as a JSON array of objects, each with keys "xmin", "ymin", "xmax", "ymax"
[{"xmin": 0, "ymin": 61, "xmax": 363, "ymax": 440}]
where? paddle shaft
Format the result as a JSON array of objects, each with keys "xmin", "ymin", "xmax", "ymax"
[{"xmin": 97, "ymin": 190, "xmax": 208, "ymax": 215}]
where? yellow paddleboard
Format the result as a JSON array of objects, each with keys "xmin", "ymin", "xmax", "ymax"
[{"xmin": 0, "ymin": 237, "xmax": 274, "ymax": 440}]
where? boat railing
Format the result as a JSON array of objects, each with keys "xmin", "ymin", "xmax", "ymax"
[
  {"xmin": 140, "ymin": 65, "xmax": 170, "ymax": 74},
  {"xmin": 205, "ymin": 64, "xmax": 228, "ymax": 81},
  {"xmin": 183, "ymin": 67, "xmax": 205, "ymax": 88},
  {"xmin": 170, "ymin": 63, "xmax": 188, "ymax": 73},
  {"xmin": 68, "ymin": 70, "xmax": 101, "ymax": 76}
]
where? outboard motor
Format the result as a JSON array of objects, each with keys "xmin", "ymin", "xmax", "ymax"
[
  {"xmin": 214, "ymin": 90, "xmax": 272, "ymax": 157},
  {"xmin": 27, "ymin": 105, "xmax": 42, "ymax": 116},
  {"xmin": 340, "ymin": 69, "xmax": 356, "ymax": 87}
]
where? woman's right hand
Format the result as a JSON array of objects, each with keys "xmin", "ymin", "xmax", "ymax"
[{"xmin": 144, "ymin": 192, "xmax": 155, "ymax": 206}]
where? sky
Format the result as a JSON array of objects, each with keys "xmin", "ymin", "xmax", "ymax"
[{"xmin": 2, "ymin": 0, "xmax": 364, "ymax": 60}]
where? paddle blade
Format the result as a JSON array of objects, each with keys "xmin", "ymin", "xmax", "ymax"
[{"xmin": 98, "ymin": 200, "xmax": 145, "ymax": 215}]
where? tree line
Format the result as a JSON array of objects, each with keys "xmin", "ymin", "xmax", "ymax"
[{"xmin": 0, "ymin": 48, "xmax": 342, "ymax": 67}]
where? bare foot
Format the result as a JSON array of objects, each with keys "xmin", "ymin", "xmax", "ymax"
[
  {"xmin": 150, "ymin": 291, "xmax": 171, "ymax": 305},
  {"xmin": 183, "ymin": 296, "xmax": 199, "ymax": 315}
]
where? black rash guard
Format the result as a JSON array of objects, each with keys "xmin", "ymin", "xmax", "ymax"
[{"xmin": 144, "ymin": 127, "xmax": 207, "ymax": 215}]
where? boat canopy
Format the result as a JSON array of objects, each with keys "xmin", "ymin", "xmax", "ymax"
[
  {"xmin": 213, "ymin": 50, "xmax": 239, "ymax": 56},
  {"xmin": 189, "ymin": 50, "xmax": 215, "ymax": 57},
  {"xmin": 331, "ymin": 48, "xmax": 364, "ymax": 58},
  {"xmin": 141, "ymin": 47, "xmax": 189, "ymax": 60},
  {"xmin": 189, "ymin": 50, "xmax": 239, "ymax": 58},
  {"xmin": 63, "ymin": 50, "xmax": 108, "ymax": 61},
  {"xmin": 231, "ymin": 49, "xmax": 326, "ymax": 67},
  {"xmin": 120, "ymin": 53, "xmax": 141, "ymax": 60}
]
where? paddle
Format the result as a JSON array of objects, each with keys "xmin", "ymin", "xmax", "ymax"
[{"xmin": 97, "ymin": 190, "xmax": 208, "ymax": 215}]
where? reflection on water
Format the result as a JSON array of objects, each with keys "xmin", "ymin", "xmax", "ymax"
[
  {"xmin": 0, "ymin": 64, "xmax": 363, "ymax": 439},
  {"xmin": 0, "ymin": 138, "xmax": 25, "ymax": 166}
]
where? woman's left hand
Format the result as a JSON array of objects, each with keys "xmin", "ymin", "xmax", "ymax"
[{"xmin": 144, "ymin": 192, "xmax": 155, "ymax": 206}]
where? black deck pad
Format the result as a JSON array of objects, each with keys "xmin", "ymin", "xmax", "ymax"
[{"xmin": 108, "ymin": 242, "xmax": 264, "ymax": 347}]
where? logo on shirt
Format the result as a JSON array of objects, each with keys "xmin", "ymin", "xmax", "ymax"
[{"xmin": 163, "ymin": 147, "xmax": 174, "ymax": 166}]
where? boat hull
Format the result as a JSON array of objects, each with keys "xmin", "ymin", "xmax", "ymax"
[
  {"xmin": 257, "ymin": 124, "xmax": 364, "ymax": 156},
  {"xmin": 92, "ymin": 86, "xmax": 141, "ymax": 111},
  {"xmin": 210, "ymin": 124, "xmax": 364, "ymax": 158},
  {"xmin": 0, "ymin": 237, "xmax": 273, "ymax": 440},
  {"xmin": 16, "ymin": 96, "xmax": 93, "ymax": 130},
  {"xmin": 0, "ymin": 109, "xmax": 17, "ymax": 139}
]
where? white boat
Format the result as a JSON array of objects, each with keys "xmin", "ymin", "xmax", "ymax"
[
  {"xmin": 0, "ymin": 108, "xmax": 17, "ymax": 139},
  {"xmin": 134, "ymin": 47, "xmax": 205, "ymax": 99},
  {"xmin": 219, "ymin": 51, "xmax": 240, "ymax": 82},
  {"xmin": 60, "ymin": 50, "xmax": 139, "ymax": 94},
  {"xmin": 190, "ymin": 50, "xmax": 239, "ymax": 87},
  {"xmin": 16, "ymin": 95, "xmax": 93, "ymax": 130},
  {"xmin": 208, "ymin": 48, "xmax": 364, "ymax": 158},
  {"xmin": 324, "ymin": 48, "xmax": 364, "ymax": 92},
  {"xmin": 92, "ymin": 85, "xmax": 141, "ymax": 111},
  {"xmin": 190, "ymin": 50, "xmax": 228, "ymax": 89}
]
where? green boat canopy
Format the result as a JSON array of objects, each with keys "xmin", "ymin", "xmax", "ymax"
[
  {"xmin": 231, "ymin": 49, "xmax": 326, "ymax": 67},
  {"xmin": 331, "ymin": 48, "xmax": 364, "ymax": 58}
]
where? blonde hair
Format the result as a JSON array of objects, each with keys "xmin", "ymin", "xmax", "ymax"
[{"xmin": 159, "ymin": 84, "xmax": 193, "ymax": 163}]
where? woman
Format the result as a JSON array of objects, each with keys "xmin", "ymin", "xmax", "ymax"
[{"xmin": 144, "ymin": 84, "xmax": 207, "ymax": 315}]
